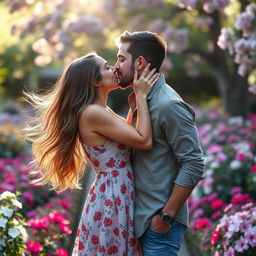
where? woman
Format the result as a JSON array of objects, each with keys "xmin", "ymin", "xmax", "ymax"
[{"xmin": 24, "ymin": 53, "xmax": 158, "ymax": 255}]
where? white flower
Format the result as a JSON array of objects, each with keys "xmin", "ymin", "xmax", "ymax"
[
  {"xmin": 0, "ymin": 191, "xmax": 15, "ymax": 200},
  {"xmin": 17, "ymin": 225, "xmax": 28, "ymax": 242},
  {"xmin": 209, "ymin": 161, "xmax": 220, "ymax": 169},
  {"xmin": 230, "ymin": 160, "xmax": 242, "ymax": 170},
  {"xmin": 0, "ymin": 217, "xmax": 8, "ymax": 228},
  {"xmin": 11, "ymin": 199, "xmax": 22, "ymax": 209},
  {"xmin": 8, "ymin": 227, "xmax": 20, "ymax": 238},
  {"xmin": 0, "ymin": 207, "xmax": 14, "ymax": 218}
]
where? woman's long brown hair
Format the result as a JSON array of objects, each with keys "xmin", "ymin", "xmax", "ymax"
[{"xmin": 24, "ymin": 53, "xmax": 102, "ymax": 192}]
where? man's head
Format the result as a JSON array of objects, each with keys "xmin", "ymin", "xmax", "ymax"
[{"xmin": 115, "ymin": 31, "xmax": 167, "ymax": 88}]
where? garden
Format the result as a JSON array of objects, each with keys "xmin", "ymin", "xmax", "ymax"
[{"xmin": 0, "ymin": 0, "xmax": 256, "ymax": 255}]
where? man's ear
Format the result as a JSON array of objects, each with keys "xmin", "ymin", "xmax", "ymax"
[{"xmin": 135, "ymin": 56, "xmax": 147, "ymax": 71}]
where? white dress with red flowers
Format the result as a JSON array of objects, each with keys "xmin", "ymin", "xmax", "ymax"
[{"xmin": 72, "ymin": 140, "xmax": 136, "ymax": 256}]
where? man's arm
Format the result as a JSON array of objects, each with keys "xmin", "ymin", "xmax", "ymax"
[{"xmin": 151, "ymin": 100, "xmax": 205, "ymax": 232}]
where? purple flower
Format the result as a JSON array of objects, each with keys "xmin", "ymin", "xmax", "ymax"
[
  {"xmin": 223, "ymin": 247, "xmax": 235, "ymax": 256},
  {"xmin": 234, "ymin": 237, "xmax": 249, "ymax": 252},
  {"xmin": 244, "ymin": 227, "xmax": 256, "ymax": 247}
]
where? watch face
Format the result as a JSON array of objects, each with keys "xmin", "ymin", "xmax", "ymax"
[{"xmin": 162, "ymin": 214, "xmax": 172, "ymax": 224}]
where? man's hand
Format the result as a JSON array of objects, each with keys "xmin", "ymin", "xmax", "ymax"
[{"xmin": 150, "ymin": 214, "xmax": 170, "ymax": 233}]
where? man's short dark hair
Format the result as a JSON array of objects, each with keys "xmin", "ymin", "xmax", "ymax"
[{"xmin": 119, "ymin": 31, "xmax": 167, "ymax": 72}]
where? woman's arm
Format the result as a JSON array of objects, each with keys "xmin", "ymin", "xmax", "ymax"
[{"xmin": 81, "ymin": 65, "xmax": 158, "ymax": 150}]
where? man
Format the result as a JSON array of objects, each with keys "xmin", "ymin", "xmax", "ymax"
[{"xmin": 114, "ymin": 31, "xmax": 205, "ymax": 256}]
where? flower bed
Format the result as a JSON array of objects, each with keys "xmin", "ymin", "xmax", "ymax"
[
  {"xmin": 0, "ymin": 105, "xmax": 74, "ymax": 255},
  {"xmin": 186, "ymin": 108, "xmax": 256, "ymax": 255}
]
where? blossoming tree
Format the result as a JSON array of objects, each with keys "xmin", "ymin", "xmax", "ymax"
[{"xmin": 4, "ymin": 0, "xmax": 256, "ymax": 114}]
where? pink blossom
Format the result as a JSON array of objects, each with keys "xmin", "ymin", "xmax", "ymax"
[
  {"xmin": 234, "ymin": 237, "xmax": 249, "ymax": 252},
  {"xmin": 244, "ymin": 227, "xmax": 256, "ymax": 247},
  {"xmin": 211, "ymin": 211, "xmax": 221, "ymax": 220},
  {"xmin": 58, "ymin": 200, "xmax": 71, "ymax": 209},
  {"xmin": 223, "ymin": 248, "xmax": 235, "ymax": 256},
  {"xmin": 208, "ymin": 144, "xmax": 223, "ymax": 155},
  {"xmin": 231, "ymin": 187, "xmax": 241, "ymax": 195},
  {"xmin": 28, "ymin": 217, "xmax": 49, "ymax": 229},
  {"xmin": 26, "ymin": 240, "xmax": 43, "ymax": 253},
  {"xmin": 193, "ymin": 209, "xmax": 204, "ymax": 218},
  {"xmin": 58, "ymin": 222, "xmax": 72, "ymax": 234}
]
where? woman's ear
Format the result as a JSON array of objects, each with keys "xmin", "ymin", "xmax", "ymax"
[{"xmin": 93, "ymin": 80, "xmax": 101, "ymax": 88}]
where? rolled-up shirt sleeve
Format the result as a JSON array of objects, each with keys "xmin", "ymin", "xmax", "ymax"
[{"xmin": 161, "ymin": 100, "xmax": 205, "ymax": 187}]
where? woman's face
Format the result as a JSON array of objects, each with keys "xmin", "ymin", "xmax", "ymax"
[{"xmin": 95, "ymin": 56, "xmax": 119, "ymax": 89}]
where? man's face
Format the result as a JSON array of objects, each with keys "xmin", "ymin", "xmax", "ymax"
[{"xmin": 114, "ymin": 42, "xmax": 135, "ymax": 88}]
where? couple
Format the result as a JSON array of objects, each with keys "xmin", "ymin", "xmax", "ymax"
[{"xmin": 26, "ymin": 31, "xmax": 205, "ymax": 256}]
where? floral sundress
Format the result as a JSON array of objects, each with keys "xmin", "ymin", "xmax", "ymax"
[{"xmin": 72, "ymin": 140, "xmax": 136, "ymax": 256}]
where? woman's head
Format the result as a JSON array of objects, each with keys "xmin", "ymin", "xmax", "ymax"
[{"xmin": 24, "ymin": 53, "xmax": 117, "ymax": 192}]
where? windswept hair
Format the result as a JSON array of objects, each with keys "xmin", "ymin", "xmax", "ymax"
[{"xmin": 24, "ymin": 53, "xmax": 102, "ymax": 192}]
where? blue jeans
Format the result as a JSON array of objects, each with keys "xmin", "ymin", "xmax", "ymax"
[{"xmin": 139, "ymin": 220, "xmax": 187, "ymax": 256}]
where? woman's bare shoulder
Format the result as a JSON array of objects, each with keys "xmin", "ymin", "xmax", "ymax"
[{"xmin": 80, "ymin": 104, "xmax": 109, "ymax": 122}]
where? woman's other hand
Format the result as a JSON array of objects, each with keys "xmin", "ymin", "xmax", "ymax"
[{"xmin": 133, "ymin": 63, "xmax": 159, "ymax": 97}]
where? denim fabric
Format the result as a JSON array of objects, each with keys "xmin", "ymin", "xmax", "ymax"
[{"xmin": 139, "ymin": 220, "xmax": 187, "ymax": 256}]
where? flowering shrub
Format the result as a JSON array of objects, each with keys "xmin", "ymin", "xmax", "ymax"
[
  {"xmin": 0, "ymin": 107, "xmax": 74, "ymax": 255},
  {"xmin": 210, "ymin": 202, "xmax": 256, "ymax": 255},
  {"xmin": 197, "ymin": 110, "xmax": 256, "ymax": 202},
  {"xmin": 0, "ymin": 191, "xmax": 27, "ymax": 255}
]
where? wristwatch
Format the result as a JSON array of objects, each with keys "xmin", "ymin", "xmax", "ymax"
[{"xmin": 159, "ymin": 211, "xmax": 174, "ymax": 224}]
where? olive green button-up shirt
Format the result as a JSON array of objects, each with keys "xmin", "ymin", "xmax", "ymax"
[{"xmin": 129, "ymin": 75, "xmax": 205, "ymax": 238}]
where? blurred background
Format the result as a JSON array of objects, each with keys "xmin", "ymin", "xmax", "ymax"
[{"xmin": 0, "ymin": 0, "xmax": 256, "ymax": 255}]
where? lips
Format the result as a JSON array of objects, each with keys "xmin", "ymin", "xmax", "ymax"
[{"xmin": 114, "ymin": 70, "xmax": 121, "ymax": 84}]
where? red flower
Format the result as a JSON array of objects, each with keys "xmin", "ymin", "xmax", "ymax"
[
  {"xmin": 113, "ymin": 227, "xmax": 119, "ymax": 236},
  {"xmin": 99, "ymin": 183, "xmax": 106, "ymax": 193},
  {"xmin": 111, "ymin": 170, "xmax": 119, "ymax": 178},
  {"xmin": 81, "ymin": 224, "xmax": 87, "ymax": 232},
  {"xmin": 251, "ymin": 164, "xmax": 256, "ymax": 173},
  {"xmin": 119, "ymin": 161, "xmax": 127, "ymax": 168},
  {"xmin": 58, "ymin": 200, "xmax": 71, "ymax": 209},
  {"xmin": 98, "ymin": 246, "xmax": 106, "ymax": 253},
  {"xmin": 103, "ymin": 217, "xmax": 113, "ymax": 227},
  {"xmin": 211, "ymin": 229, "xmax": 221, "ymax": 245},
  {"xmin": 114, "ymin": 197, "xmax": 121, "ymax": 207},
  {"xmin": 210, "ymin": 199, "xmax": 223, "ymax": 210},
  {"xmin": 130, "ymin": 192, "xmax": 134, "ymax": 200},
  {"xmin": 88, "ymin": 186, "xmax": 95, "ymax": 195},
  {"xmin": 127, "ymin": 171, "xmax": 133, "ymax": 180},
  {"xmin": 79, "ymin": 241, "xmax": 84, "ymax": 250},
  {"xmin": 120, "ymin": 184, "xmax": 127, "ymax": 194},
  {"xmin": 58, "ymin": 223, "xmax": 72, "ymax": 234},
  {"xmin": 231, "ymin": 193, "xmax": 249, "ymax": 205},
  {"xmin": 56, "ymin": 248, "xmax": 68, "ymax": 256},
  {"xmin": 122, "ymin": 229, "xmax": 127, "ymax": 238},
  {"xmin": 108, "ymin": 245, "xmax": 118, "ymax": 254},
  {"xmin": 195, "ymin": 217, "xmax": 211, "ymax": 229},
  {"xmin": 105, "ymin": 199, "xmax": 113, "ymax": 207},
  {"xmin": 26, "ymin": 240, "xmax": 43, "ymax": 253},
  {"xmin": 90, "ymin": 193, "xmax": 96, "ymax": 202},
  {"xmin": 91, "ymin": 235, "xmax": 99, "ymax": 245},
  {"xmin": 93, "ymin": 211, "xmax": 102, "ymax": 221},
  {"xmin": 93, "ymin": 160, "xmax": 100, "ymax": 167},
  {"xmin": 106, "ymin": 158, "xmax": 116, "ymax": 168},
  {"xmin": 129, "ymin": 238, "xmax": 136, "ymax": 247},
  {"xmin": 118, "ymin": 144, "xmax": 126, "ymax": 150}
]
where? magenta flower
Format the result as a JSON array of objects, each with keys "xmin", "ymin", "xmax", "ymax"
[
  {"xmin": 210, "ymin": 199, "xmax": 224, "ymax": 210},
  {"xmin": 26, "ymin": 240, "xmax": 43, "ymax": 253},
  {"xmin": 56, "ymin": 248, "xmax": 68, "ymax": 256},
  {"xmin": 251, "ymin": 164, "xmax": 256, "ymax": 173}
]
